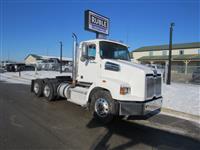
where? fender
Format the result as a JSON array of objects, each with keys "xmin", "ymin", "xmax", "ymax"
[{"xmin": 84, "ymin": 77, "xmax": 130, "ymax": 106}]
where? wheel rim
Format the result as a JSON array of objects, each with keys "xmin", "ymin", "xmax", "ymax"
[
  {"xmin": 34, "ymin": 83, "xmax": 39, "ymax": 94},
  {"xmin": 95, "ymin": 98, "xmax": 109, "ymax": 117},
  {"xmin": 44, "ymin": 85, "xmax": 50, "ymax": 97}
]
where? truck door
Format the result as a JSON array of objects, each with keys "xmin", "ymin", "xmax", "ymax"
[{"xmin": 78, "ymin": 43, "xmax": 100, "ymax": 83}]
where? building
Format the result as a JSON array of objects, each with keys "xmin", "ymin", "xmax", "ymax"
[
  {"xmin": 24, "ymin": 54, "xmax": 72, "ymax": 65},
  {"xmin": 131, "ymin": 42, "xmax": 200, "ymax": 83},
  {"xmin": 132, "ymin": 42, "xmax": 200, "ymax": 67}
]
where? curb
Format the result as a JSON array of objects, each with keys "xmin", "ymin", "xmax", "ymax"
[
  {"xmin": 131, "ymin": 118, "xmax": 200, "ymax": 141},
  {"xmin": 161, "ymin": 107, "xmax": 200, "ymax": 124}
]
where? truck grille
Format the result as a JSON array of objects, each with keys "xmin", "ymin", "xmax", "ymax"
[{"xmin": 146, "ymin": 74, "xmax": 161, "ymax": 99}]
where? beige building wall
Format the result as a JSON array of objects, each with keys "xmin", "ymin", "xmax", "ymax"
[
  {"xmin": 25, "ymin": 56, "xmax": 37, "ymax": 64},
  {"xmin": 183, "ymin": 48, "xmax": 199, "ymax": 55},
  {"xmin": 132, "ymin": 48, "xmax": 200, "ymax": 63},
  {"xmin": 132, "ymin": 51, "xmax": 148, "ymax": 63},
  {"xmin": 169, "ymin": 48, "xmax": 198, "ymax": 55},
  {"xmin": 153, "ymin": 51, "xmax": 162, "ymax": 56}
]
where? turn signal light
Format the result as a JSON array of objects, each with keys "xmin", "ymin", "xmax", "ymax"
[{"xmin": 120, "ymin": 87, "xmax": 130, "ymax": 95}]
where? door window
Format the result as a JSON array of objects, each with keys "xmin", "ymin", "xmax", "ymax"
[{"xmin": 87, "ymin": 44, "xmax": 96, "ymax": 59}]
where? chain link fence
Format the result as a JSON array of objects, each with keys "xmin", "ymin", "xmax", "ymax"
[{"xmin": 171, "ymin": 65, "xmax": 200, "ymax": 84}]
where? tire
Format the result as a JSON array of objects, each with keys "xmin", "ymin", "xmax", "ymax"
[
  {"xmin": 90, "ymin": 90, "xmax": 115, "ymax": 124},
  {"xmin": 33, "ymin": 79, "xmax": 43, "ymax": 97},
  {"xmin": 43, "ymin": 82, "xmax": 55, "ymax": 101}
]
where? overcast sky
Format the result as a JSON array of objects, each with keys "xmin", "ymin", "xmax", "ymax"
[{"xmin": 0, "ymin": 0, "xmax": 199, "ymax": 61}]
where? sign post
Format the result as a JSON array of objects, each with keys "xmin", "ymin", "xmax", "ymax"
[
  {"xmin": 166, "ymin": 22, "xmax": 175, "ymax": 85},
  {"xmin": 84, "ymin": 10, "xmax": 109, "ymax": 38}
]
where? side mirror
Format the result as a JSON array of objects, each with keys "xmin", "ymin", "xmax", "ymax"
[{"xmin": 81, "ymin": 43, "xmax": 88, "ymax": 61}]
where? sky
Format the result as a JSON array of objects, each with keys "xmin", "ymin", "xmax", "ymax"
[{"xmin": 0, "ymin": 0, "xmax": 199, "ymax": 61}]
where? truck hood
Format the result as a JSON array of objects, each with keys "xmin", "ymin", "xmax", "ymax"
[
  {"xmin": 101, "ymin": 59, "xmax": 155, "ymax": 99},
  {"xmin": 103, "ymin": 59, "xmax": 154, "ymax": 74}
]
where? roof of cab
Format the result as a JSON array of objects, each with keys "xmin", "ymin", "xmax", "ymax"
[{"xmin": 81, "ymin": 39, "xmax": 128, "ymax": 47}]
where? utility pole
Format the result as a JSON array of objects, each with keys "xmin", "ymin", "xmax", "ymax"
[
  {"xmin": 166, "ymin": 22, "xmax": 175, "ymax": 85},
  {"xmin": 60, "ymin": 41, "xmax": 63, "ymax": 73}
]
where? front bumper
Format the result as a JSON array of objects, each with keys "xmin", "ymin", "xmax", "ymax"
[{"xmin": 118, "ymin": 97, "xmax": 162, "ymax": 116}]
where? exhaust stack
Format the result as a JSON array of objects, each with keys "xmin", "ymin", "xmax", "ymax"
[{"xmin": 72, "ymin": 33, "xmax": 78, "ymax": 86}]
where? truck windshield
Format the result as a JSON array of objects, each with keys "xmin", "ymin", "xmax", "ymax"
[{"xmin": 100, "ymin": 41, "xmax": 130, "ymax": 61}]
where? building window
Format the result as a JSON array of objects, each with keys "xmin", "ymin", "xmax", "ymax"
[
  {"xmin": 179, "ymin": 50, "xmax": 184, "ymax": 55},
  {"xmin": 162, "ymin": 50, "xmax": 167, "ymax": 56},
  {"xmin": 149, "ymin": 51, "xmax": 153, "ymax": 56}
]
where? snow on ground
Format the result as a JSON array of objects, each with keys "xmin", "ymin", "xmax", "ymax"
[
  {"xmin": 2, "ymin": 71, "xmax": 71, "ymax": 79},
  {"xmin": 162, "ymin": 83, "xmax": 200, "ymax": 116},
  {"xmin": 0, "ymin": 71, "xmax": 71, "ymax": 85},
  {"xmin": 0, "ymin": 71, "xmax": 199, "ymax": 117},
  {"xmin": 0, "ymin": 74, "xmax": 31, "ymax": 85}
]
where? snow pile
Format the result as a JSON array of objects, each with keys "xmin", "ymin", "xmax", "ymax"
[{"xmin": 162, "ymin": 83, "xmax": 200, "ymax": 116}]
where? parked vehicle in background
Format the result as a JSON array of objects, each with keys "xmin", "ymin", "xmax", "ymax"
[
  {"xmin": 35, "ymin": 58, "xmax": 72, "ymax": 72},
  {"xmin": 5, "ymin": 63, "xmax": 36, "ymax": 72},
  {"xmin": 24, "ymin": 65, "xmax": 35, "ymax": 71},
  {"xmin": 62, "ymin": 64, "xmax": 72, "ymax": 72},
  {"xmin": 5, "ymin": 64, "xmax": 14, "ymax": 72},
  {"xmin": 1, "ymin": 60, "xmax": 15, "ymax": 69},
  {"xmin": 0, "ymin": 68, "xmax": 4, "ymax": 73},
  {"xmin": 36, "ymin": 58, "xmax": 60, "ymax": 71},
  {"xmin": 6, "ymin": 63, "xmax": 26, "ymax": 72},
  {"xmin": 192, "ymin": 67, "xmax": 200, "ymax": 83},
  {"xmin": 150, "ymin": 64, "xmax": 164, "ymax": 73}
]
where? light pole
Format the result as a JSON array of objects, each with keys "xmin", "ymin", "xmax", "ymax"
[
  {"xmin": 60, "ymin": 41, "xmax": 63, "ymax": 73},
  {"xmin": 166, "ymin": 22, "xmax": 175, "ymax": 85}
]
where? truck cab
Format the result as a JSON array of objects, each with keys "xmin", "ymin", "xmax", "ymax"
[
  {"xmin": 31, "ymin": 38, "xmax": 162, "ymax": 124},
  {"xmin": 77, "ymin": 39, "xmax": 162, "ymax": 116}
]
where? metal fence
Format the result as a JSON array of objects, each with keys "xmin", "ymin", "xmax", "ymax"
[{"xmin": 170, "ymin": 65, "xmax": 200, "ymax": 84}]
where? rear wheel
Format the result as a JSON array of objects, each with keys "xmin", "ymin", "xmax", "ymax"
[
  {"xmin": 43, "ymin": 82, "xmax": 55, "ymax": 101},
  {"xmin": 33, "ymin": 79, "xmax": 43, "ymax": 97},
  {"xmin": 90, "ymin": 90, "xmax": 115, "ymax": 124}
]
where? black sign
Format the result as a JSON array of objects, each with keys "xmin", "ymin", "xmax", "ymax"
[{"xmin": 85, "ymin": 10, "xmax": 109, "ymax": 35}]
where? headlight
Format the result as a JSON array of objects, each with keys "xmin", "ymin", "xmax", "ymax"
[{"xmin": 120, "ymin": 86, "xmax": 131, "ymax": 95}]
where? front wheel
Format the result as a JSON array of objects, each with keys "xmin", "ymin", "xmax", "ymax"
[{"xmin": 90, "ymin": 90, "xmax": 116, "ymax": 124}]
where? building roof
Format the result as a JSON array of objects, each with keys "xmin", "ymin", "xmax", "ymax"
[
  {"xmin": 132, "ymin": 42, "xmax": 200, "ymax": 52},
  {"xmin": 138, "ymin": 54, "xmax": 200, "ymax": 61},
  {"xmin": 25, "ymin": 54, "xmax": 42, "ymax": 60},
  {"xmin": 25, "ymin": 54, "xmax": 72, "ymax": 61}
]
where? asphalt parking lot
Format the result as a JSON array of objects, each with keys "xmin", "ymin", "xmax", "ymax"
[{"xmin": 0, "ymin": 81, "xmax": 199, "ymax": 150}]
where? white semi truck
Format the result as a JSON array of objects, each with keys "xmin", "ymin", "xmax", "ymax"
[{"xmin": 31, "ymin": 33, "xmax": 162, "ymax": 123}]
